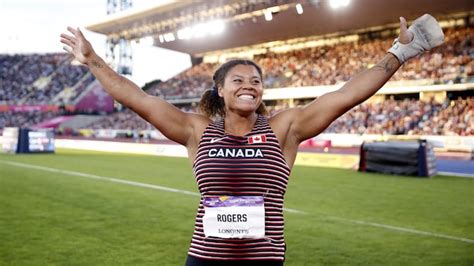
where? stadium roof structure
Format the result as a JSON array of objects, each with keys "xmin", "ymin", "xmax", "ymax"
[{"xmin": 86, "ymin": 0, "xmax": 473, "ymax": 56}]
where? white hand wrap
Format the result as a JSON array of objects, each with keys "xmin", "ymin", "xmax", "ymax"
[{"xmin": 388, "ymin": 14, "xmax": 444, "ymax": 64}]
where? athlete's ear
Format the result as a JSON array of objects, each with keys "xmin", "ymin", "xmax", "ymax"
[{"xmin": 218, "ymin": 86, "xmax": 223, "ymax": 97}]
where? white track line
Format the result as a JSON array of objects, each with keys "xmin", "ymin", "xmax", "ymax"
[
  {"xmin": 2, "ymin": 160, "xmax": 200, "ymax": 196},
  {"xmin": 438, "ymin": 171, "xmax": 474, "ymax": 178},
  {"xmin": 326, "ymin": 216, "xmax": 474, "ymax": 244},
  {"xmin": 0, "ymin": 160, "xmax": 300, "ymax": 213},
  {"xmin": 1, "ymin": 160, "xmax": 472, "ymax": 244}
]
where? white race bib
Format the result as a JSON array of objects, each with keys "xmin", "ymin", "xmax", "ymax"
[{"xmin": 202, "ymin": 196, "xmax": 265, "ymax": 239}]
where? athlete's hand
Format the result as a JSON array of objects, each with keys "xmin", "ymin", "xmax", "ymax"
[
  {"xmin": 60, "ymin": 27, "xmax": 95, "ymax": 65},
  {"xmin": 388, "ymin": 14, "xmax": 444, "ymax": 64},
  {"xmin": 398, "ymin": 17, "xmax": 414, "ymax": 45}
]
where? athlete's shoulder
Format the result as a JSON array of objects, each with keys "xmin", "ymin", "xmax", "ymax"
[
  {"xmin": 268, "ymin": 107, "xmax": 303, "ymax": 153},
  {"xmin": 268, "ymin": 107, "xmax": 302, "ymax": 128},
  {"xmin": 183, "ymin": 112, "xmax": 213, "ymax": 152},
  {"xmin": 186, "ymin": 112, "xmax": 213, "ymax": 128}
]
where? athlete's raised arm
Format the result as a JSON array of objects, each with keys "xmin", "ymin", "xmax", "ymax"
[
  {"xmin": 60, "ymin": 27, "xmax": 210, "ymax": 147},
  {"xmin": 275, "ymin": 14, "xmax": 444, "ymax": 144},
  {"xmin": 269, "ymin": 15, "xmax": 444, "ymax": 166}
]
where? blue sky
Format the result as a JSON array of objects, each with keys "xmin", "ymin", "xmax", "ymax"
[{"xmin": 0, "ymin": 0, "xmax": 190, "ymax": 85}]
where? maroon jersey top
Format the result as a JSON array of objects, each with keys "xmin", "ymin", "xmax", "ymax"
[{"xmin": 188, "ymin": 115, "xmax": 291, "ymax": 261}]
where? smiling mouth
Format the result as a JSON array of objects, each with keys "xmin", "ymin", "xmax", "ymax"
[{"xmin": 238, "ymin": 94, "xmax": 255, "ymax": 100}]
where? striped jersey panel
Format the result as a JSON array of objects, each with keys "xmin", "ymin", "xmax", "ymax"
[{"xmin": 188, "ymin": 115, "xmax": 291, "ymax": 261}]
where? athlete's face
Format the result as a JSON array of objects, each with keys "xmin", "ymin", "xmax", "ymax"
[{"xmin": 218, "ymin": 64, "xmax": 263, "ymax": 114}]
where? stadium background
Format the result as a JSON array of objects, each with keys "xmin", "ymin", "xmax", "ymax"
[{"xmin": 1, "ymin": 0, "xmax": 473, "ymax": 265}]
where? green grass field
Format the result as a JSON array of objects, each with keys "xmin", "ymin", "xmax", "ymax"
[{"xmin": 0, "ymin": 149, "xmax": 473, "ymax": 265}]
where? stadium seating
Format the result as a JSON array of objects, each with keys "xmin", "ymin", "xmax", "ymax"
[
  {"xmin": 0, "ymin": 53, "xmax": 90, "ymax": 105},
  {"xmin": 145, "ymin": 26, "xmax": 473, "ymax": 100},
  {"xmin": 0, "ymin": 26, "xmax": 472, "ymax": 136},
  {"xmin": 0, "ymin": 110, "xmax": 59, "ymax": 129},
  {"xmin": 321, "ymin": 97, "xmax": 473, "ymax": 136}
]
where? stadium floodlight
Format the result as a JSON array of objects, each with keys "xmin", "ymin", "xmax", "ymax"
[
  {"xmin": 296, "ymin": 3, "xmax": 303, "ymax": 14},
  {"xmin": 192, "ymin": 23, "xmax": 210, "ymax": 38},
  {"xmin": 177, "ymin": 27, "xmax": 193, "ymax": 40},
  {"xmin": 264, "ymin": 9, "xmax": 273, "ymax": 21},
  {"xmin": 140, "ymin": 36, "xmax": 154, "ymax": 46},
  {"xmin": 329, "ymin": 0, "xmax": 350, "ymax": 9},
  {"xmin": 188, "ymin": 20, "xmax": 225, "ymax": 39},
  {"xmin": 163, "ymin": 32, "xmax": 175, "ymax": 42},
  {"xmin": 208, "ymin": 20, "xmax": 225, "ymax": 35},
  {"xmin": 268, "ymin": 6, "xmax": 281, "ymax": 13}
]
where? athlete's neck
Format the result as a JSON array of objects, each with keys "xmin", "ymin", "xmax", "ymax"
[{"xmin": 224, "ymin": 113, "xmax": 258, "ymax": 136}]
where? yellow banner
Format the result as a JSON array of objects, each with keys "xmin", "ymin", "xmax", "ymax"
[{"xmin": 294, "ymin": 152, "xmax": 359, "ymax": 169}]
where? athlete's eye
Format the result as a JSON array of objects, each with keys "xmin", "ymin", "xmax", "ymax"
[
  {"xmin": 234, "ymin": 79, "xmax": 242, "ymax": 83},
  {"xmin": 252, "ymin": 79, "xmax": 261, "ymax": 85}
]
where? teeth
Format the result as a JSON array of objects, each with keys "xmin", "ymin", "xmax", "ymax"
[{"xmin": 238, "ymin": 95, "xmax": 254, "ymax": 100}]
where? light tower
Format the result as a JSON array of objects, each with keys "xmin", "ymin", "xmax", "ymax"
[{"xmin": 105, "ymin": 0, "xmax": 133, "ymax": 75}]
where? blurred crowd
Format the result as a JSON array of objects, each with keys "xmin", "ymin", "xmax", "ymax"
[
  {"xmin": 1, "ymin": 27, "xmax": 472, "ymax": 104},
  {"xmin": 87, "ymin": 109, "xmax": 153, "ymax": 131},
  {"xmin": 323, "ymin": 97, "xmax": 473, "ymax": 136},
  {"xmin": 1, "ymin": 54, "xmax": 62, "ymax": 103},
  {"xmin": 83, "ymin": 104, "xmax": 197, "ymax": 131},
  {"xmin": 2, "ymin": 97, "xmax": 471, "ymax": 136},
  {"xmin": 0, "ymin": 25, "xmax": 472, "ymax": 136},
  {"xmin": 0, "ymin": 110, "xmax": 59, "ymax": 129},
  {"xmin": 86, "ymin": 97, "xmax": 473, "ymax": 136},
  {"xmin": 0, "ymin": 53, "xmax": 90, "ymax": 105},
  {"xmin": 145, "ymin": 27, "xmax": 473, "ymax": 100},
  {"xmin": 145, "ymin": 63, "xmax": 215, "ymax": 100}
]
